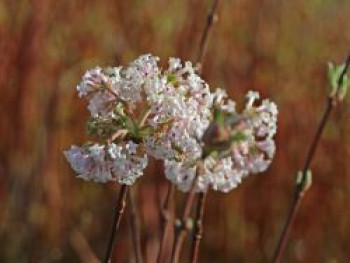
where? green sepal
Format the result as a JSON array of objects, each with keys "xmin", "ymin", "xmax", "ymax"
[
  {"xmin": 167, "ymin": 74, "xmax": 177, "ymax": 84},
  {"xmin": 231, "ymin": 131, "xmax": 247, "ymax": 142},
  {"xmin": 213, "ymin": 108, "xmax": 225, "ymax": 127},
  {"xmin": 338, "ymin": 75, "xmax": 350, "ymax": 100},
  {"xmin": 138, "ymin": 126, "xmax": 154, "ymax": 137}
]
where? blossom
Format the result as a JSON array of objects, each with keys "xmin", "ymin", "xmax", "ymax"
[
  {"xmin": 145, "ymin": 58, "xmax": 213, "ymax": 162},
  {"xmin": 64, "ymin": 142, "xmax": 148, "ymax": 185},
  {"xmin": 77, "ymin": 67, "xmax": 118, "ymax": 118},
  {"xmin": 64, "ymin": 144, "xmax": 113, "ymax": 183},
  {"xmin": 213, "ymin": 88, "xmax": 236, "ymax": 113},
  {"xmin": 65, "ymin": 54, "xmax": 278, "ymax": 191},
  {"xmin": 66, "ymin": 54, "xmax": 214, "ymax": 184},
  {"xmin": 165, "ymin": 157, "xmax": 246, "ymax": 193},
  {"xmin": 164, "ymin": 91, "xmax": 278, "ymax": 193},
  {"xmin": 108, "ymin": 142, "xmax": 148, "ymax": 185}
]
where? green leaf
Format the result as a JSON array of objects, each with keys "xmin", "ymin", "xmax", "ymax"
[{"xmin": 327, "ymin": 62, "xmax": 349, "ymax": 100}]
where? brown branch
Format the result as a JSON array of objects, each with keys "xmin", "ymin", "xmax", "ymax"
[
  {"xmin": 156, "ymin": 1, "xmax": 220, "ymax": 262},
  {"xmin": 170, "ymin": 165, "xmax": 202, "ymax": 263},
  {"xmin": 187, "ymin": 2, "xmax": 221, "ymax": 261},
  {"xmin": 128, "ymin": 188, "xmax": 143, "ymax": 263},
  {"xmin": 196, "ymin": 0, "xmax": 220, "ymax": 67},
  {"xmin": 103, "ymin": 185, "xmax": 128, "ymax": 263},
  {"xmin": 157, "ymin": 183, "xmax": 175, "ymax": 263},
  {"xmin": 190, "ymin": 192, "xmax": 207, "ymax": 263},
  {"xmin": 271, "ymin": 55, "xmax": 350, "ymax": 263}
]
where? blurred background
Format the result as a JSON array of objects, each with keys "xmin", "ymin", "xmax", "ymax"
[{"xmin": 1, "ymin": 0, "xmax": 350, "ymax": 262}]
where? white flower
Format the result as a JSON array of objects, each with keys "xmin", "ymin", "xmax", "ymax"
[
  {"xmin": 126, "ymin": 141, "xmax": 138, "ymax": 155},
  {"xmin": 168, "ymin": 57, "xmax": 181, "ymax": 71},
  {"xmin": 213, "ymin": 88, "xmax": 227, "ymax": 105},
  {"xmin": 64, "ymin": 144, "xmax": 114, "ymax": 183},
  {"xmin": 164, "ymin": 156, "xmax": 246, "ymax": 193},
  {"xmin": 64, "ymin": 143, "xmax": 148, "ymax": 185},
  {"xmin": 164, "ymin": 160, "xmax": 198, "ymax": 192},
  {"xmin": 164, "ymin": 90, "xmax": 278, "ymax": 193},
  {"xmin": 246, "ymin": 90, "xmax": 260, "ymax": 109},
  {"xmin": 66, "ymin": 54, "xmax": 278, "ymax": 192},
  {"xmin": 76, "ymin": 67, "xmax": 119, "ymax": 117},
  {"xmin": 88, "ymin": 92, "xmax": 115, "ymax": 117},
  {"xmin": 108, "ymin": 143, "xmax": 148, "ymax": 185},
  {"xmin": 257, "ymin": 139, "xmax": 276, "ymax": 158},
  {"xmin": 77, "ymin": 67, "xmax": 107, "ymax": 97},
  {"xmin": 108, "ymin": 143, "xmax": 125, "ymax": 159}
]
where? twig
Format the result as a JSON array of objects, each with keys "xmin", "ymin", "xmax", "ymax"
[
  {"xmin": 196, "ymin": 0, "xmax": 220, "ymax": 67},
  {"xmin": 103, "ymin": 185, "xmax": 128, "ymax": 263},
  {"xmin": 189, "ymin": 1, "xmax": 221, "ymax": 261},
  {"xmin": 170, "ymin": 165, "xmax": 201, "ymax": 263},
  {"xmin": 271, "ymin": 55, "xmax": 350, "ymax": 263},
  {"xmin": 190, "ymin": 192, "xmax": 207, "ymax": 263},
  {"xmin": 128, "ymin": 188, "xmax": 143, "ymax": 263},
  {"xmin": 157, "ymin": 183, "xmax": 175, "ymax": 263},
  {"xmin": 157, "ymin": 0, "xmax": 220, "ymax": 261}
]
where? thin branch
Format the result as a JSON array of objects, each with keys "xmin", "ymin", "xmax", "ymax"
[
  {"xmin": 128, "ymin": 188, "xmax": 143, "ymax": 263},
  {"xmin": 157, "ymin": 183, "xmax": 175, "ymax": 263},
  {"xmin": 187, "ymin": 2, "xmax": 221, "ymax": 261},
  {"xmin": 196, "ymin": 0, "xmax": 220, "ymax": 67},
  {"xmin": 271, "ymin": 55, "xmax": 350, "ymax": 263},
  {"xmin": 190, "ymin": 192, "xmax": 207, "ymax": 263},
  {"xmin": 157, "ymin": 0, "xmax": 220, "ymax": 262},
  {"xmin": 170, "ymin": 166, "xmax": 201, "ymax": 263},
  {"xmin": 103, "ymin": 185, "xmax": 128, "ymax": 263}
]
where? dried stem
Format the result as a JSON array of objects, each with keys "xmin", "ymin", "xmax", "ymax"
[
  {"xmin": 128, "ymin": 188, "xmax": 143, "ymax": 263},
  {"xmin": 190, "ymin": 192, "xmax": 207, "ymax": 263},
  {"xmin": 103, "ymin": 185, "xmax": 128, "ymax": 263},
  {"xmin": 170, "ymin": 167, "xmax": 201, "ymax": 263},
  {"xmin": 271, "ymin": 55, "xmax": 350, "ymax": 263},
  {"xmin": 196, "ymin": 0, "xmax": 220, "ymax": 67},
  {"xmin": 157, "ymin": 183, "xmax": 175, "ymax": 263}
]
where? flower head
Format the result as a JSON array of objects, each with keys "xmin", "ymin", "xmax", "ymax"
[
  {"xmin": 164, "ymin": 91, "xmax": 278, "ymax": 193},
  {"xmin": 65, "ymin": 54, "xmax": 278, "ymax": 190},
  {"xmin": 65, "ymin": 142, "xmax": 147, "ymax": 185},
  {"xmin": 65, "ymin": 54, "xmax": 214, "ymax": 185}
]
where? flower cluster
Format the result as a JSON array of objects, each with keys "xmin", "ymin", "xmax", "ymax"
[
  {"xmin": 64, "ymin": 142, "xmax": 147, "ymax": 185},
  {"xmin": 64, "ymin": 54, "xmax": 278, "ymax": 192},
  {"xmin": 164, "ymin": 90, "xmax": 278, "ymax": 193},
  {"xmin": 144, "ymin": 57, "xmax": 213, "ymax": 163},
  {"xmin": 65, "ymin": 54, "xmax": 213, "ymax": 184}
]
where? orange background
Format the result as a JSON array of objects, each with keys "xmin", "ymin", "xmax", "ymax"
[{"xmin": 1, "ymin": 0, "xmax": 350, "ymax": 262}]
